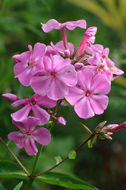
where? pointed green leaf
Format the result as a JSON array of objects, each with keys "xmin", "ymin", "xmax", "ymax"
[
  {"xmin": 13, "ymin": 181, "xmax": 23, "ymax": 190},
  {"xmin": 88, "ymin": 140, "xmax": 93, "ymax": 148},
  {"xmin": 0, "ymin": 160, "xmax": 27, "ymax": 180},
  {"xmin": 68, "ymin": 150, "xmax": 77, "ymax": 159},
  {"xmin": 36, "ymin": 172, "xmax": 99, "ymax": 190},
  {"xmin": 54, "ymin": 156, "xmax": 62, "ymax": 164}
]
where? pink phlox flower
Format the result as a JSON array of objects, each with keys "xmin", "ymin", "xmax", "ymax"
[
  {"xmin": 13, "ymin": 43, "xmax": 46, "ymax": 86},
  {"xmin": 77, "ymin": 27, "xmax": 97, "ymax": 56},
  {"xmin": 41, "ymin": 19, "xmax": 86, "ymax": 33},
  {"xmin": 88, "ymin": 53, "xmax": 111, "ymax": 81},
  {"xmin": 45, "ymin": 45, "xmax": 58, "ymax": 56},
  {"xmin": 65, "ymin": 68, "xmax": 110, "ymax": 119},
  {"xmin": 2, "ymin": 93, "xmax": 19, "ymax": 101},
  {"xmin": 51, "ymin": 41, "xmax": 74, "ymax": 57},
  {"xmin": 86, "ymin": 44, "xmax": 124, "ymax": 79},
  {"xmin": 8, "ymin": 117, "xmax": 51, "ymax": 156},
  {"xmin": 11, "ymin": 94, "xmax": 56, "ymax": 124},
  {"xmin": 31, "ymin": 55, "xmax": 77, "ymax": 100}
]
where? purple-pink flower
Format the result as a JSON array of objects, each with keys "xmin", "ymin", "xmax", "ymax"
[
  {"xmin": 8, "ymin": 117, "xmax": 51, "ymax": 156},
  {"xmin": 13, "ymin": 43, "xmax": 46, "ymax": 86},
  {"xmin": 65, "ymin": 68, "xmax": 110, "ymax": 119},
  {"xmin": 11, "ymin": 94, "xmax": 56, "ymax": 124},
  {"xmin": 41, "ymin": 19, "xmax": 86, "ymax": 33},
  {"xmin": 31, "ymin": 55, "xmax": 77, "ymax": 100}
]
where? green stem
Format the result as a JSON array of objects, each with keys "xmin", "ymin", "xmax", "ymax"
[
  {"xmin": 27, "ymin": 145, "xmax": 43, "ymax": 190},
  {"xmin": 35, "ymin": 132, "xmax": 95, "ymax": 177}
]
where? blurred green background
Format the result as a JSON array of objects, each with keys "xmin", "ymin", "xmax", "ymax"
[{"xmin": 0, "ymin": 0, "xmax": 126, "ymax": 189}]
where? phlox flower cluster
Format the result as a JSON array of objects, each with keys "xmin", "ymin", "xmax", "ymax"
[{"xmin": 2, "ymin": 19, "xmax": 124, "ymax": 155}]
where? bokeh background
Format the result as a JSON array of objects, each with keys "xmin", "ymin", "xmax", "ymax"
[{"xmin": 0, "ymin": 0, "xmax": 126, "ymax": 189}]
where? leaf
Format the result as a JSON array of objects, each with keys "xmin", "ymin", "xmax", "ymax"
[
  {"xmin": 13, "ymin": 181, "xmax": 23, "ymax": 190},
  {"xmin": 68, "ymin": 150, "xmax": 77, "ymax": 160},
  {"xmin": 36, "ymin": 172, "xmax": 99, "ymax": 190},
  {"xmin": 0, "ymin": 160, "xmax": 27, "ymax": 180},
  {"xmin": 88, "ymin": 140, "xmax": 93, "ymax": 148},
  {"xmin": 54, "ymin": 156, "xmax": 62, "ymax": 164}
]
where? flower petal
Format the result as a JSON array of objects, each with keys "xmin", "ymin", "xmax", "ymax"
[
  {"xmin": 89, "ymin": 95, "xmax": 108, "ymax": 115},
  {"xmin": 11, "ymin": 104, "xmax": 31, "ymax": 121},
  {"xmin": 91, "ymin": 74, "xmax": 110, "ymax": 94},
  {"xmin": 74, "ymin": 97, "xmax": 94, "ymax": 119},
  {"xmin": 24, "ymin": 137, "xmax": 38, "ymax": 156},
  {"xmin": 32, "ymin": 105, "xmax": 50, "ymax": 125},
  {"xmin": 8, "ymin": 132, "xmax": 25, "ymax": 149},
  {"xmin": 33, "ymin": 128, "xmax": 51, "ymax": 146}
]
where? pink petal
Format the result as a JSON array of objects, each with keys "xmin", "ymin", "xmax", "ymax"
[
  {"xmin": 22, "ymin": 117, "xmax": 40, "ymax": 132},
  {"xmin": 89, "ymin": 95, "xmax": 108, "ymax": 115},
  {"xmin": 57, "ymin": 117, "xmax": 66, "ymax": 126},
  {"xmin": 8, "ymin": 132, "xmax": 25, "ymax": 149},
  {"xmin": 16, "ymin": 69, "xmax": 33, "ymax": 86},
  {"xmin": 2, "ymin": 93, "xmax": 19, "ymax": 101},
  {"xmin": 47, "ymin": 79, "xmax": 68, "ymax": 100},
  {"xmin": 58, "ymin": 64, "xmax": 77, "ymax": 87},
  {"xmin": 14, "ymin": 62, "xmax": 26, "ymax": 76},
  {"xmin": 24, "ymin": 137, "xmax": 38, "ymax": 156},
  {"xmin": 32, "ymin": 104, "xmax": 50, "ymax": 125},
  {"xmin": 31, "ymin": 76, "xmax": 52, "ymax": 96},
  {"xmin": 74, "ymin": 97, "xmax": 94, "ymax": 119},
  {"xmin": 41, "ymin": 19, "xmax": 61, "ymax": 32},
  {"xmin": 34, "ymin": 95, "xmax": 56, "ymax": 108},
  {"xmin": 11, "ymin": 99, "xmax": 29, "ymax": 107},
  {"xmin": 33, "ymin": 128, "xmax": 51, "ymax": 146},
  {"xmin": 32, "ymin": 43, "xmax": 46, "ymax": 59},
  {"xmin": 91, "ymin": 74, "xmax": 110, "ymax": 94},
  {"xmin": 65, "ymin": 86, "xmax": 84, "ymax": 105},
  {"xmin": 11, "ymin": 104, "xmax": 31, "ymax": 121},
  {"xmin": 78, "ymin": 69, "xmax": 95, "ymax": 91},
  {"xmin": 64, "ymin": 20, "xmax": 86, "ymax": 30}
]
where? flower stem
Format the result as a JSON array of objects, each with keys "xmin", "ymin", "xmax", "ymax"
[
  {"xmin": 35, "ymin": 132, "xmax": 95, "ymax": 177},
  {"xmin": 0, "ymin": 137, "xmax": 29, "ymax": 176},
  {"xmin": 27, "ymin": 145, "xmax": 43, "ymax": 189}
]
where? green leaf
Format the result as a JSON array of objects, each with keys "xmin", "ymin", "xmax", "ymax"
[
  {"xmin": 36, "ymin": 172, "xmax": 99, "ymax": 190},
  {"xmin": 54, "ymin": 156, "xmax": 62, "ymax": 164},
  {"xmin": 13, "ymin": 181, "xmax": 23, "ymax": 190},
  {"xmin": 88, "ymin": 140, "xmax": 93, "ymax": 148},
  {"xmin": 0, "ymin": 160, "xmax": 27, "ymax": 180},
  {"xmin": 68, "ymin": 150, "xmax": 77, "ymax": 159}
]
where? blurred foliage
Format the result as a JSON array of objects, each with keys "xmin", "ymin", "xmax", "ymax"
[
  {"xmin": 0, "ymin": 0, "xmax": 126, "ymax": 190},
  {"xmin": 67, "ymin": 0, "xmax": 126, "ymax": 43}
]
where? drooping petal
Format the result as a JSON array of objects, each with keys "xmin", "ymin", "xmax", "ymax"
[
  {"xmin": 8, "ymin": 132, "xmax": 25, "ymax": 149},
  {"xmin": 74, "ymin": 97, "xmax": 94, "ymax": 119},
  {"xmin": 33, "ymin": 128, "xmax": 51, "ymax": 146},
  {"xmin": 2, "ymin": 93, "xmax": 19, "ymax": 101},
  {"xmin": 32, "ymin": 105, "xmax": 50, "ymax": 125},
  {"xmin": 24, "ymin": 137, "xmax": 38, "ymax": 156},
  {"xmin": 65, "ymin": 86, "xmax": 84, "ymax": 105},
  {"xmin": 90, "ymin": 74, "xmax": 110, "ymax": 94},
  {"xmin": 11, "ymin": 104, "xmax": 31, "ymax": 121},
  {"xmin": 89, "ymin": 95, "xmax": 108, "ymax": 115},
  {"xmin": 41, "ymin": 19, "xmax": 61, "ymax": 32},
  {"xmin": 63, "ymin": 20, "xmax": 86, "ymax": 30}
]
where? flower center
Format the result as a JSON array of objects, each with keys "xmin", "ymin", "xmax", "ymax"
[
  {"xmin": 51, "ymin": 71, "xmax": 56, "ymax": 78},
  {"xmin": 98, "ymin": 64, "xmax": 104, "ymax": 72},
  {"xmin": 85, "ymin": 91, "xmax": 90, "ymax": 97},
  {"xmin": 28, "ymin": 59, "xmax": 34, "ymax": 68},
  {"xmin": 30, "ymin": 100, "xmax": 36, "ymax": 106},
  {"xmin": 26, "ymin": 131, "xmax": 32, "ymax": 136}
]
